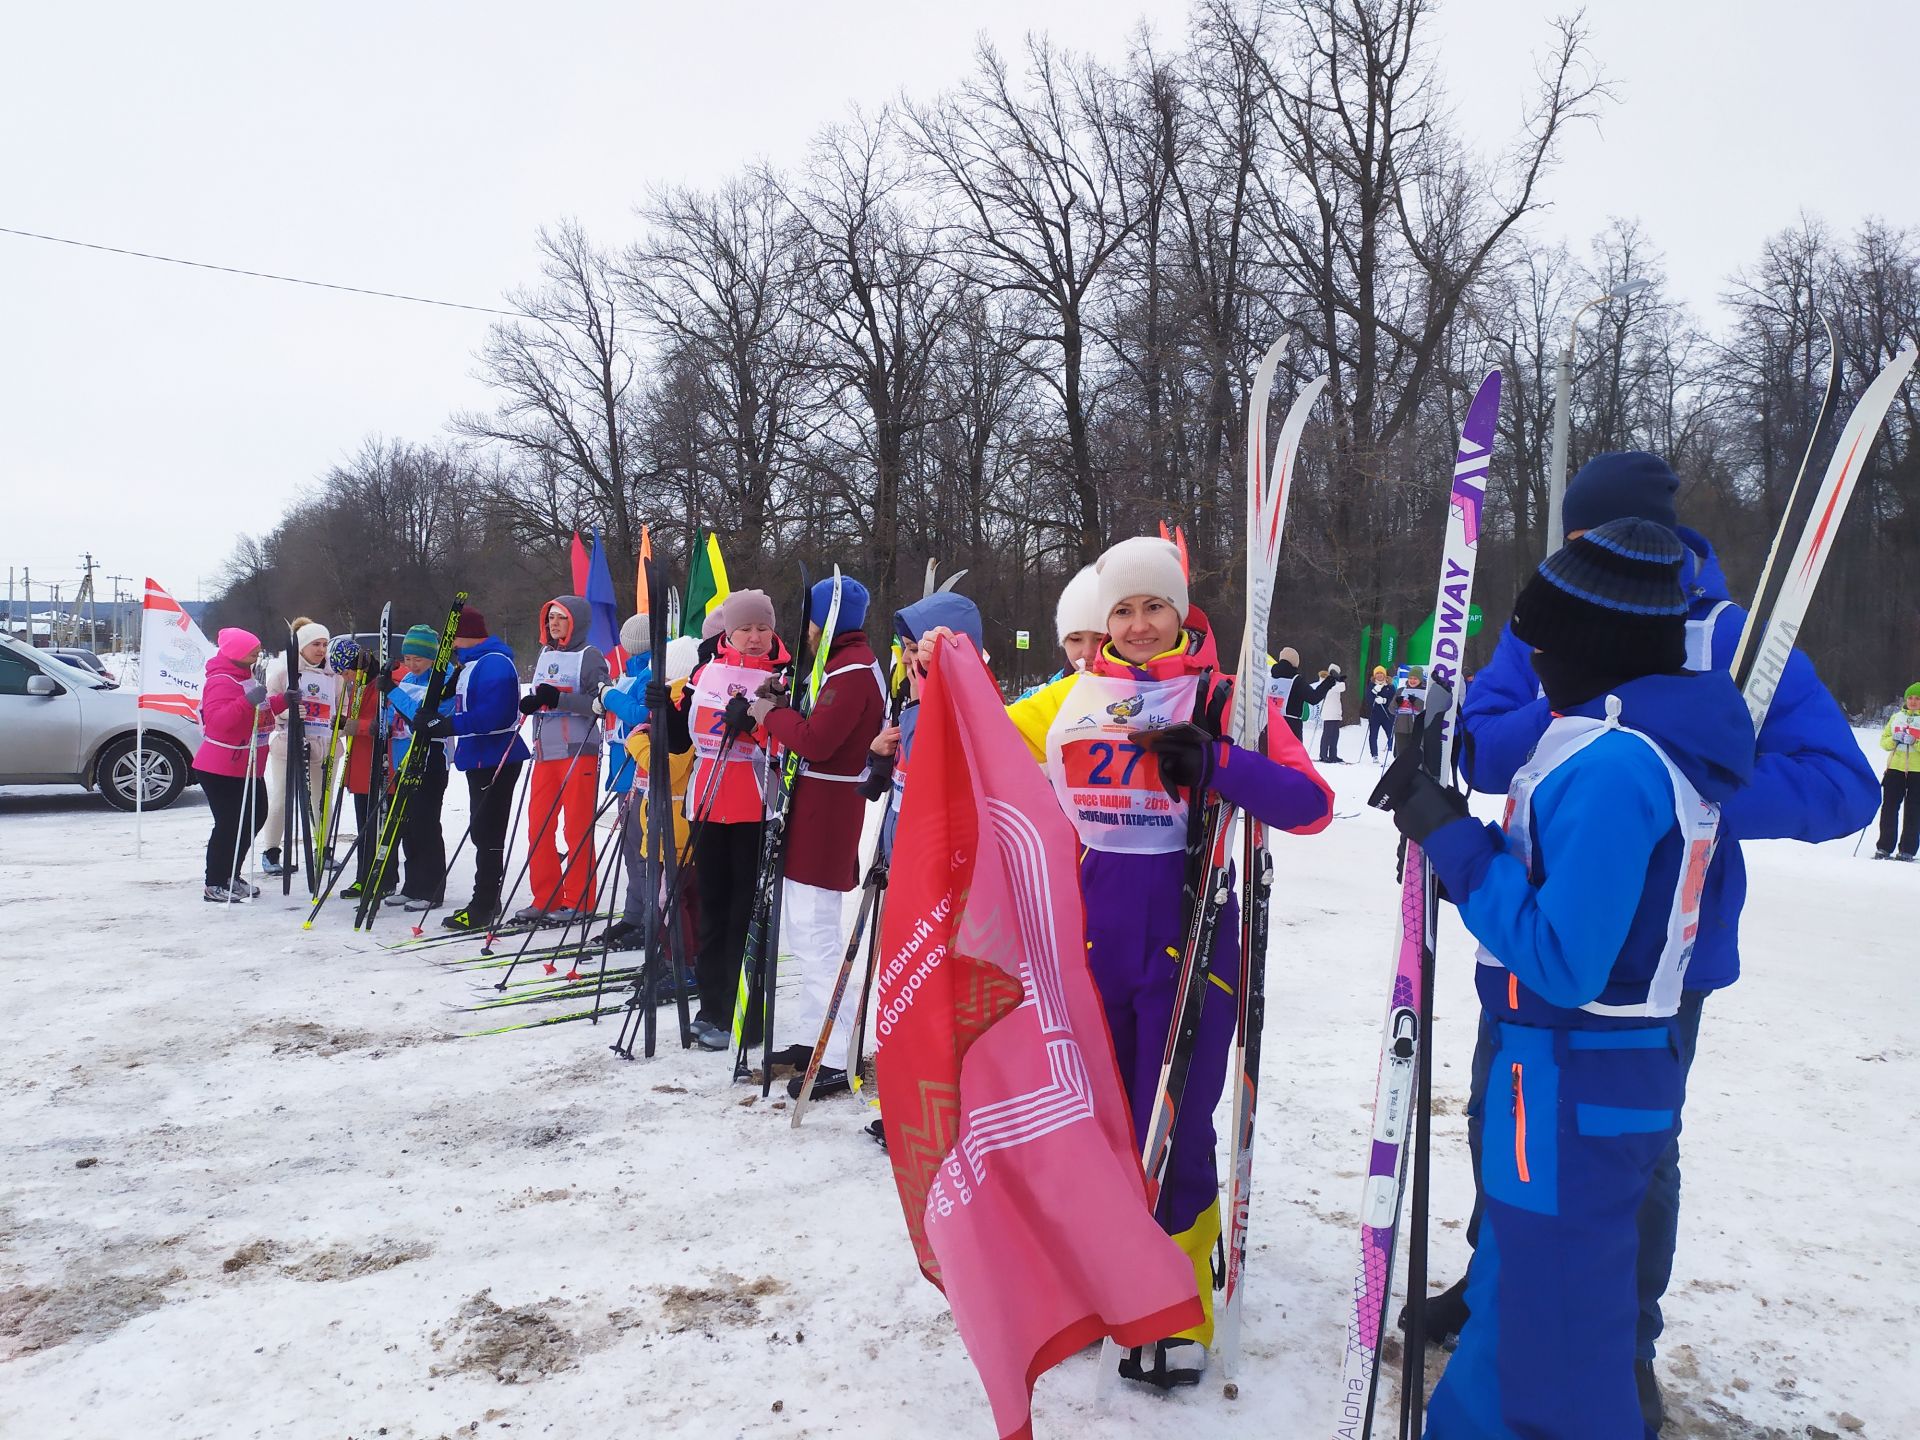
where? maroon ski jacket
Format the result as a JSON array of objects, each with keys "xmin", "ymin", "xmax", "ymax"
[{"xmin": 760, "ymin": 630, "xmax": 887, "ymax": 891}]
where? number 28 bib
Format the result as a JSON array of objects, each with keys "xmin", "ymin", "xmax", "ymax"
[{"xmin": 1044, "ymin": 672, "xmax": 1199, "ymax": 854}]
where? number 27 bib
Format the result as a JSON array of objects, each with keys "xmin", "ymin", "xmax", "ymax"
[{"xmin": 1045, "ymin": 672, "xmax": 1199, "ymax": 854}]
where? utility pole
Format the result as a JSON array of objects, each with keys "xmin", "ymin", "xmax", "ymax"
[
  {"xmin": 21, "ymin": 567, "xmax": 30, "ymax": 644},
  {"xmin": 106, "ymin": 575, "xmax": 133, "ymax": 654},
  {"xmin": 78, "ymin": 551, "xmax": 99, "ymax": 651},
  {"xmin": 53, "ymin": 582, "xmax": 63, "ymax": 647}
]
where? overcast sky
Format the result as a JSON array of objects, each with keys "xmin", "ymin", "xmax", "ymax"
[{"xmin": 5, "ymin": 0, "xmax": 1914, "ymax": 605}]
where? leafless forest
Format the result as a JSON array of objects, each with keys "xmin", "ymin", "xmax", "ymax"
[{"xmin": 212, "ymin": 0, "xmax": 1918, "ymax": 707}]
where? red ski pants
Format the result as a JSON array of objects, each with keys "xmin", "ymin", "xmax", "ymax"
[{"xmin": 528, "ymin": 756, "xmax": 599, "ymax": 911}]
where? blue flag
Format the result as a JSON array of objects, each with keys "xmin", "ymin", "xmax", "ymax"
[{"xmin": 585, "ymin": 527, "xmax": 621, "ymax": 657}]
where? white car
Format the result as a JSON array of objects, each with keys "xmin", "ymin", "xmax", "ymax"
[{"xmin": 0, "ymin": 635, "xmax": 202, "ymax": 809}]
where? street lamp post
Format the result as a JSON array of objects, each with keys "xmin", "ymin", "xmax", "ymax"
[{"xmin": 1545, "ymin": 277, "xmax": 1653, "ymax": 553}]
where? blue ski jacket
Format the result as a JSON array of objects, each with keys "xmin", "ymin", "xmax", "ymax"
[
  {"xmin": 1460, "ymin": 526, "xmax": 1879, "ymax": 990},
  {"xmin": 597, "ymin": 650, "xmax": 654, "ymax": 794},
  {"xmin": 1428, "ymin": 671, "xmax": 1754, "ymax": 1026},
  {"xmin": 392, "ymin": 636, "xmax": 531, "ymax": 773}
]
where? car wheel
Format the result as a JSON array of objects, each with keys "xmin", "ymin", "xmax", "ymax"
[{"xmin": 97, "ymin": 734, "xmax": 190, "ymax": 811}]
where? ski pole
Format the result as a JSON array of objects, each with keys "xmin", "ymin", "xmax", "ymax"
[
  {"xmin": 480, "ymin": 741, "xmax": 593, "ymax": 951},
  {"xmin": 411, "ymin": 734, "xmax": 524, "ymax": 936},
  {"xmin": 227, "ymin": 697, "xmax": 266, "ymax": 908},
  {"xmin": 491, "ymin": 783, "xmax": 622, "ymax": 990}
]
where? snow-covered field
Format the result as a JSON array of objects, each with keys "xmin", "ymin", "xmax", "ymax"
[{"xmin": 2, "ymin": 728, "xmax": 1912, "ymax": 1440}]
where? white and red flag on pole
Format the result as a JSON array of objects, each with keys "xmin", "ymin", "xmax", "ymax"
[
  {"xmin": 874, "ymin": 634, "xmax": 1201, "ymax": 1440},
  {"xmin": 137, "ymin": 577, "xmax": 215, "ymax": 721}
]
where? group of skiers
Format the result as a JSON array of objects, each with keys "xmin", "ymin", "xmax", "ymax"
[{"xmin": 181, "ymin": 443, "xmax": 1907, "ymax": 1436}]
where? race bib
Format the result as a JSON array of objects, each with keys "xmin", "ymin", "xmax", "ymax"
[
  {"xmin": 296, "ymin": 671, "xmax": 335, "ymax": 727},
  {"xmin": 1044, "ymin": 673, "xmax": 1199, "ymax": 854},
  {"xmin": 689, "ymin": 662, "xmax": 771, "ymax": 763},
  {"xmin": 534, "ymin": 647, "xmax": 585, "ymax": 694}
]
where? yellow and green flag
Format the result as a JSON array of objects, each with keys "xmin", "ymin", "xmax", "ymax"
[{"xmin": 681, "ymin": 530, "xmax": 731, "ymax": 638}]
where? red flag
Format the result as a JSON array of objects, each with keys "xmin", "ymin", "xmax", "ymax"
[
  {"xmin": 875, "ymin": 634, "xmax": 1201, "ymax": 1439},
  {"xmin": 569, "ymin": 530, "xmax": 589, "ymax": 596},
  {"xmin": 137, "ymin": 577, "xmax": 214, "ymax": 720}
]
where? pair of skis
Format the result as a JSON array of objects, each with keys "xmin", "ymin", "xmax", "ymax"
[{"xmin": 1107, "ymin": 343, "xmax": 1327, "ymax": 1387}]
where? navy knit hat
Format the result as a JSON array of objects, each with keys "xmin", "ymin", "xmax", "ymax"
[
  {"xmin": 1563, "ymin": 451, "xmax": 1680, "ymax": 538},
  {"xmin": 810, "ymin": 575, "xmax": 870, "ymax": 632},
  {"xmin": 1511, "ymin": 518, "xmax": 1688, "ymax": 675},
  {"xmin": 401, "ymin": 624, "xmax": 440, "ymax": 660}
]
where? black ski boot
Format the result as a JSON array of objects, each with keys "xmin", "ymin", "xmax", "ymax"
[
  {"xmin": 1118, "ymin": 1339, "xmax": 1205, "ymax": 1390},
  {"xmin": 786, "ymin": 1066, "xmax": 848, "ymax": 1101},
  {"xmin": 597, "ymin": 919, "xmax": 644, "ymax": 950}
]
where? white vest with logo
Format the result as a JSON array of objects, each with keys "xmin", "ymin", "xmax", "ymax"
[
  {"xmin": 1476, "ymin": 697, "xmax": 1721, "ymax": 1019},
  {"xmin": 1044, "ymin": 672, "xmax": 1200, "ymax": 855}
]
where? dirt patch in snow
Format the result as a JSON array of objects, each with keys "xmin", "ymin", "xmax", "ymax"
[
  {"xmin": 654, "ymin": 1272, "xmax": 785, "ymax": 1335},
  {"xmin": 280, "ymin": 1238, "xmax": 431, "ymax": 1282},
  {"xmin": 0, "ymin": 1265, "xmax": 184, "ymax": 1358},
  {"xmin": 244, "ymin": 1020, "xmax": 382, "ymax": 1057},
  {"xmin": 429, "ymin": 1290, "xmax": 595, "ymax": 1383}
]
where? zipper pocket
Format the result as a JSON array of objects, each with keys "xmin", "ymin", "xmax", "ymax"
[{"xmin": 1511, "ymin": 1061, "xmax": 1532, "ymax": 1183}]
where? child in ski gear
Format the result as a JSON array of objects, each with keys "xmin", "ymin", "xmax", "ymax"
[
  {"xmin": 1317, "ymin": 663, "xmax": 1346, "ymax": 763},
  {"xmin": 1874, "ymin": 682, "xmax": 1920, "ymax": 859},
  {"xmin": 259, "ymin": 619, "xmax": 339, "ymax": 875},
  {"xmin": 1366, "ymin": 666, "xmax": 1396, "ymax": 759},
  {"xmin": 808, "ymin": 589, "xmax": 988, "ymax": 1104},
  {"xmin": 516, "ymin": 596, "xmax": 608, "ymax": 921},
  {"xmin": 595, "ymin": 622, "xmax": 701, "ymax": 950},
  {"xmin": 192, "ymin": 627, "xmax": 286, "ymax": 901},
  {"xmin": 1376, "ymin": 518, "xmax": 1754, "ymax": 1440},
  {"xmin": 666, "ymin": 588, "xmax": 788, "ymax": 1051},
  {"xmin": 1449, "ymin": 452, "xmax": 1878, "ymax": 1421},
  {"xmin": 373, "ymin": 625, "xmax": 450, "ymax": 909},
  {"xmin": 1004, "ymin": 536, "xmax": 1333, "ymax": 1386},
  {"xmin": 339, "ymin": 646, "xmax": 393, "ymax": 902},
  {"xmin": 751, "ymin": 574, "xmax": 887, "ymax": 1067}
]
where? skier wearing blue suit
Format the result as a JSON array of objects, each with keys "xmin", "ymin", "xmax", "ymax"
[
  {"xmin": 1377, "ymin": 519, "xmax": 1755, "ymax": 1439},
  {"xmin": 1428, "ymin": 452, "xmax": 1879, "ymax": 1429}
]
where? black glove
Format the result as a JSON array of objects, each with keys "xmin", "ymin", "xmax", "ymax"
[
  {"xmin": 376, "ymin": 671, "xmax": 399, "ymax": 695},
  {"xmin": 643, "ymin": 680, "xmax": 670, "ymax": 713},
  {"xmin": 518, "ymin": 692, "xmax": 543, "ymax": 716},
  {"xmin": 1370, "ymin": 762, "xmax": 1470, "ymax": 846},
  {"xmin": 1137, "ymin": 722, "xmax": 1216, "ymax": 801},
  {"xmin": 721, "ymin": 693, "xmax": 755, "ymax": 737},
  {"xmin": 420, "ymin": 715, "xmax": 455, "ymax": 740},
  {"xmin": 533, "ymin": 682, "xmax": 561, "ymax": 709}
]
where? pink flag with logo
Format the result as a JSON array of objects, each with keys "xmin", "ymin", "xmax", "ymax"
[
  {"xmin": 875, "ymin": 633, "xmax": 1201, "ymax": 1439},
  {"xmin": 137, "ymin": 577, "xmax": 215, "ymax": 721}
]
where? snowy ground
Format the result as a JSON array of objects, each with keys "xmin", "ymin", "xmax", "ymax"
[{"xmin": 2, "ymin": 727, "xmax": 1912, "ymax": 1440}]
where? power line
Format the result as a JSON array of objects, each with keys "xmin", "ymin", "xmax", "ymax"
[{"xmin": 0, "ymin": 225, "xmax": 526, "ymax": 318}]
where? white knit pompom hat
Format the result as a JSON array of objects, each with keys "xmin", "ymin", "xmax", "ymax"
[
  {"xmin": 295, "ymin": 621, "xmax": 331, "ymax": 651},
  {"xmin": 664, "ymin": 636, "xmax": 700, "ymax": 683},
  {"xmin": 1054, "ymin": 566, "xmax": 1107, "ymax": 643},
  {"xmin": 1093, "ymin": 537, "xmax": 1188, "ymax": 623}
]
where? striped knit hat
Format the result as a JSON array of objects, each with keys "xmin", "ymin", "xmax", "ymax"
[
  {"xmin": 401, "ymin": 624, "xmax": 440, "ymax": 660},
  {"xmin": 1511, "ymin": 518, "xmax": 1688, "ymax": 675}
]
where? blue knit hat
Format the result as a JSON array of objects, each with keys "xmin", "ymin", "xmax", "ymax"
[
  {"xmin": 1511, "ymin": 517, "xmax": 1688, "ymax": 674},
  {"xmin": 1563, "ymin": 451, "xmax": 1680, "ymax": 538},
  {"xmin": 809, "ymin": 575, "xmax": 869, "ymax": 632}
]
